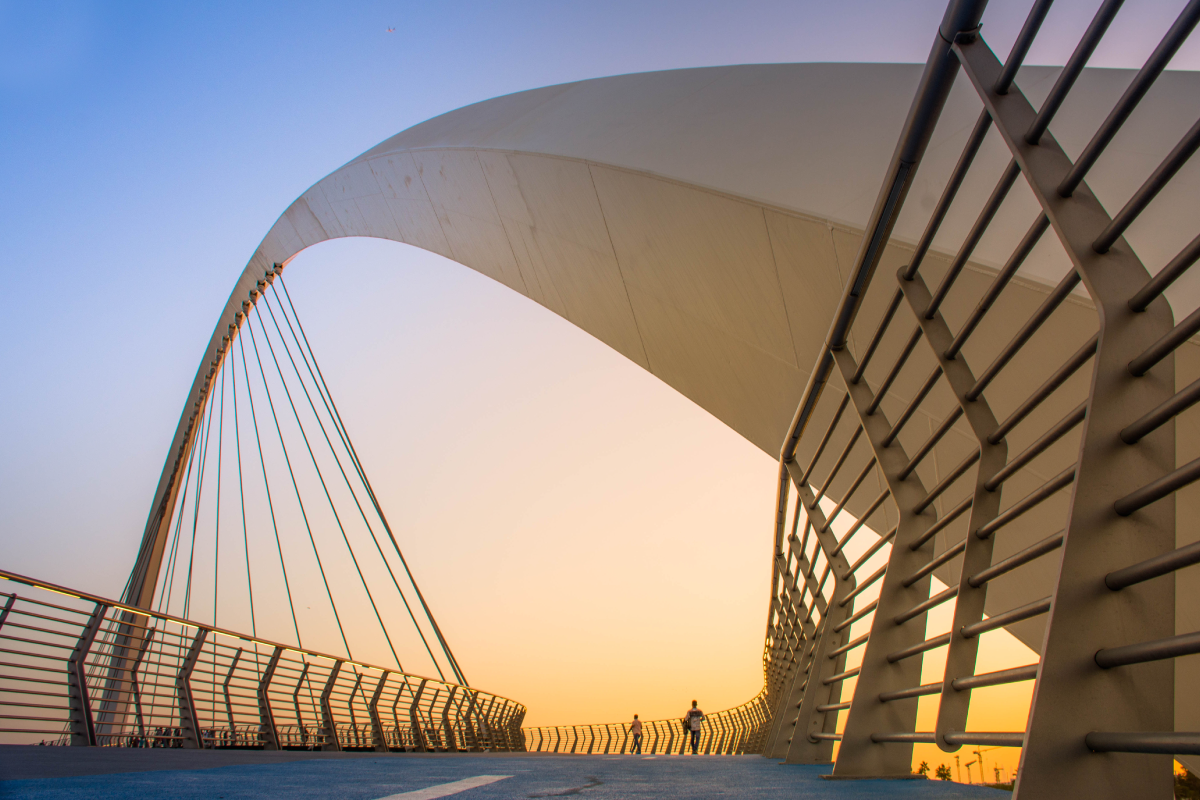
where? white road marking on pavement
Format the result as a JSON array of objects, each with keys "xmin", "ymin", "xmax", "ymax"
[{"xmin": 374, "ymin": 774, "xmax": 513, "ymax": 800}]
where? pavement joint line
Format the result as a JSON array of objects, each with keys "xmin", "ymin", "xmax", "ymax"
[{"xmin": 373, "ymin": 774, "xmax": 513, "ymax": 800}]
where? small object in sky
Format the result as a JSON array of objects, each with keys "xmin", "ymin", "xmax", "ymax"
[{"xmin": 386, "ymin": 27, "xmax": 395, "ymax": 32}]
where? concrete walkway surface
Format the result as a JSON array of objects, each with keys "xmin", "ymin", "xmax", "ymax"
[{"xmin": 0, "ymin": 747, "xmax": 1011, "ymax": 799}]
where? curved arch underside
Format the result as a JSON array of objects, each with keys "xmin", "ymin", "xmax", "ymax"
[{"xmin": 140, "ymin": 64, "xmax": 1200, "ymax": 680}]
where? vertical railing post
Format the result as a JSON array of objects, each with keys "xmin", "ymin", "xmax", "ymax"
[
  {"xmin": 783, "ymin": 483, "xmax": 856, "ymax": 765},
  {"xmin": 258, "ymin": 646, "xmax": 282, "ymax": 750},
  {"xmin": 292, "ymin": 662, "xmax": 311, "ymax": 748},
  {"xmin": 223, "ymin": 648, "xmax": 244, "ymax": 742},
  {"xmin": 827, "ymin": 347, "xmax": 937, "ymax": 778},
  {"xmin": 320, "ymin": 660, "xmax": 343, "ymax": 751},
  {"xmin": 368, "ymin": 672, "xmax": 389, "ymax": 752},
  {"xmin": 130, "ymin": 627, "xmax": 156, "ymax": 744},
  {"xmin": 954, "ymin": 34, "xmax": 1178, "ymax": 799},
  {"xmin": 442, "ymin": 685, "xmax": 458, "ymax": 751},
  {"xmin": 176, "ymin": 627, "xmax": 208, "ymax": 749},
  {"xmin": 409, "ymin": 678, "xmax": 428, "ymax": 752},
  {"xmin": 67, "ymin": 602, "xmax": 107, "ymax": 747}
]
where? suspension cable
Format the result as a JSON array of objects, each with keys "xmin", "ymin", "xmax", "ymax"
[
  {"xmin": 238, "ymin": 333, "xmax": 303, "ymax": 648},
  {"xmin": 182, "ymin": 374, "xmax": 218, "ymax": 621},
  {"xmin": 275, "ymin": 275, "xmax": 467, "ymax": 685},
  {"xmin": 259, "ymin": 292, "xmax": 437, "ymax": 675},
  {"xmin": 245, "ymin": 315, "xmax": 353, "ymax": 659},
  {"xmin": 213, "ymin": 356, "xmax": 226, "ymax": 627},
  {"xmin": 231, "ymin": 340, "xmax": 257, "ymax": 637},
  {"xmin": 250, "ymin": 304, "xmax": 403, "ymax": 670}
]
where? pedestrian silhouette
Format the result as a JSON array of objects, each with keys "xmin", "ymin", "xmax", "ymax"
[
  {"xmin": 630, "ymin": 714, "xmax": 642, "ymax": 754},
  {"xmin": 683, "ymin": 700, "xmax": 704, "ymax": 754}
]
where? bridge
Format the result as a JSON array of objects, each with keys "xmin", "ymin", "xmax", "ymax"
[{"xmin": 4, "ymin": 0, "xmax": 1200, "ymax": 796}]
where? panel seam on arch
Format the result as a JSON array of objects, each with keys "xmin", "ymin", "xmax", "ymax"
[
  {"xmin": 762, "ymin": 207, "xmax": 802, "ymax": 370},
  {"xmin": 475, "ymin": 151, "xmax": 532, "ymax": 297},
  {"xmin": 585, "ymin": 161, "xmax": 653, "ymax": 372}
]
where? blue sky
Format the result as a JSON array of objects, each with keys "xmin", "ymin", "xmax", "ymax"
[{"xmin": 2, "ymin": 0, "xmax": 1197, "ymax": 727}]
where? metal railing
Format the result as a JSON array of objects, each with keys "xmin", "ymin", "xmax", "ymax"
[
  {"xmin": 0, "ymin": 569, "xmax": 525, "ymax": 751},
  {"xmin": 762, "ymin": 0, "xmax": 1200, "ymax": 795},
  {"xmin": 523, "ymin": 690, "xmax": 771, "ymax": 755}
]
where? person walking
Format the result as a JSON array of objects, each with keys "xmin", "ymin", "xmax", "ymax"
[
  {"xmin": 683, "ymin": 700, "xmax": 704, "ymax": 754},
  {"xmin": 630, "ymin": 714, "xmax": 643, "ymax": 754}
]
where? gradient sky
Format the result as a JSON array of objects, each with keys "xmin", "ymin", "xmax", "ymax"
[{"xmin": 3, "ymin": 0, "xmax": 1197, "ymax": 778}]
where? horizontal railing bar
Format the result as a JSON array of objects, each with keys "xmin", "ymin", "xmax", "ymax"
[
  {"xmin": 914, "ymin": 450, "xmax": 979, "ymax": 514},
  {"xmin": 882, "ymin": 367, "xmax": 943, "ymax": 447},
  {"xmin": 0, "ymin": 592, "xmax": 93, "ymax": 618},
  {"xmin": 1130, "ymin": 304, "xmax": 1200, "ymax": 378},
  {"xmin": 801, "ymin": 395, "xmax": 851, "ymax": 485},
  {"xmin": 879, "ymin": 683, "xmax": 942, "ymax": 702},
  {"xmin": 0, "ymin": 634, "xmax": 75, "ymax": 651},
  {"xmin": 834, "ymin": 600, "xmax": 878, "ymax": 633},
  {"xmin": 1129, "ymin": 231, "xmax": 1200, "ymax": 312},
  {"xmin": 986, "ymin": 403, "xmax": 1086, "ymax": 491},
  {"xmin": 1060, "ymin": 0, "xmax": 1200, "ymax": 195},
  {"xmin": 866, "ymin": 329, "xmax": 923, "ymax": 416},
  {"xmin": 904, "ymin": 540, "xmax": 966, "ymax": 588},
  {"xmin": 976, "ymin": 465, "xmax": 1075, "ymax": 538},
  {"xmin": 994, "ymin": 0, "xmax": 1054, "ymax": 94},
  {"xmin": 840, "ymin": 566, "xmax": 887, "ymax": 607},
  {"xmin": 1114, "ymin": 456, "xmax": 1200, "ymax": 516},
  {"xmin": 946, "ymin": 214, "xmax": 1050, "ymax": 360},
  {"xmin": 1085, "ymin": 731, "xmax": 1200, "ymax": 755},
  {"xmin": 904, "ymin": 110, "xmax": 994, "ymax": 280},
  {"xmin": 894, "ymin": 586, "xmax": 958, "ymax": 625},
  {"xmin": 821, "ymin": 458, "xmax": 878, "ymax": 533},
  {"xmin": 0, "ymin": 661, "xmax": 68, "ymax": 674},
  {"xmin": 849, "ymin": 527, "xmax": 897, "ymax": 575},
  {"xmin": 828, "ymin": 633, "xmax": 870, "ymax": 659},
  {"xmin": 1095, "ymin": 630, "xmax": 1200, "ymax": 668},
  {"xmin": 3, "ymin": 613, "xmax": 88, "ymax": 633},
  {"xmin": 1122, "ymin": 377, "xmax": 1200, "ymax": 444},
  {"xmin": 0, "ymin": 727, "xmax": 70, "ymax": 735},
  {"xmin": 910, "ymin": 497, "xmax": 972, "ymax": 551},
  {"xmin": 0, "ymin": 688, "xmax": 65, "ymax": 698},
  {"xmin": 943, "ymin": 731, "xmax": 1025, "ymax": 747},
  {"xmin": 871, "ymin": 731, "xmax": 936, "ymax": 743},
  {"xmin": 816, "ymin": 701, "xmax": 852, "ymax": 713},
  {"xmin": 1025, "ymin": 0, "xmax": 1124, "ymax": 145},
  {"xmin": 969, "ymin": 532, "xmax": 1064, "ymax": 588},
  {"xmin": 811, "ymin": 732, "xmax": 843, "ymax": 741},
  {"xmin": 852, "ymin": 289, "xmax": 904, "ymax": 386},
  {"xmin": 961, "ymin": 597, "xmax": 1051, "ymax": 639},
  {"xmin": 0, "ymin": 701, "xmax": 67, "ymax": 710},
  {"xmin": 900, "ymin": 406, "xmax": 963, "ymax": 480},
  {"xmin": 823, "ymin": 667, "xmax": 861, "ymax": 685},
  {"xmin": 888, "ymin": 633, "xmax": 951, "ymax": 663},
  {"xmin": 967, "ymin": 268, "xmax": 1082, "ymax": 400},
  {"xmin": 951, "ymin": 663, "xmax": 1039, "ymax": 690},
  {"xmin": 816, "ymin": 428, "xmax": 864, "ymax": 506},
  {"xmin": 989, "ymin": 333, "xmax": 1097, "ymax": 444},
  {"xmin": 0, "ymin": 675, "xmax": 67, "ymax": 687},
  {"xmin": 926, "ymin": 160, "xmax": 1022, "ymax": 318},
  {"xmin": 1106, "ymin": 541, "xmax": 1200, "ymax": 590},
  {"xmin": 1094, "ymin": 114, "xmax": 1200, "ymax": 254},
  {"xmin": 832, "ymin": 490, "xmax": 891, "ymax": 558}
]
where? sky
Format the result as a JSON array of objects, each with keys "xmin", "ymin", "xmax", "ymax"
[{"xmin": 2, "ymin": 0, "xmax": 1198, "ymax": 780}]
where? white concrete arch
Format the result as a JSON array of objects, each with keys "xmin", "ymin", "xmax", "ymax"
[{"xmin": 128, "ymin": 63, "xmax": 1200, "ymax": 675}]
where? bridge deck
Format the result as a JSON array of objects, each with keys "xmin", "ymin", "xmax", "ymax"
[{"xmin": 0, "ymin": 747, "xmax": 1008, "ymax": 798}]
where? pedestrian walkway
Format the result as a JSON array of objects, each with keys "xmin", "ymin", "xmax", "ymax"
[{"xmin": 0, "ymin": 746, "xmax": 1010, "ymax": 799}]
